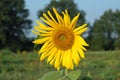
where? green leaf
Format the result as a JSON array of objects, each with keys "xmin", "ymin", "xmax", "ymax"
[
  {"xmin": 87, "ymin": 71, "xmax": 92, "ymax": 78},
  {"xmin": 38, "ymin": 77, "xmax": 43, "ymax": 80},
  {"xmin": 39, "ymin": 71, "xmax": 60, "ymax": 80},
  {"xmin": 67, "ymin": 70, "xmax": 81, "ymax": 80}
]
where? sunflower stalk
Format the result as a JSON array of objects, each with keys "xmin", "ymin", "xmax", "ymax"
[{"xmin": 65, "ymin": 69, "xmax": 68, "ymax": 76}]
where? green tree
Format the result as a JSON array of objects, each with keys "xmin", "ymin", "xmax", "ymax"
[
  {"xmin": 0, "ymin": 0, "xmax": 32, "ymax": 51},
  {"xmin": 37, "ymin": 0, "xmax": 86, "ymax": 25},
  {"xmin": 89, "ymin": 9, "xmax": 120, "ymax": 50}
]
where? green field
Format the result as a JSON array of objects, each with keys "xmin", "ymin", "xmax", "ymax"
[{"xmin": 0, "ymin": 49, "xmax": 120, "ymax": 80}]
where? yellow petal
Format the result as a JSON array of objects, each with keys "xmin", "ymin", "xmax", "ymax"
[
  {"xmin": 40, "ymin": 17, "xmax": 57, "ymax": 28},
  {"xmin": 47, "ymin": 47, "xmax": 57, "ymax": 63},
  {"xmin": 43, "ymin": 13, "xmax": 50, "ymax": 20},
  {"xmin": 57, "ymin": 67, "xmax": 60, "ymax": 71},
  {"xmin": 75, "ymin": 39, "xmax": 87, "ymax": 51},
  {"xmin": 59, "ymin": 50, "xmax": 64, "ymax": 64},
  {"xmin": 49, "ymin": 58, "xmax": 55, "ymax": 65},
  {"xmin": 32, "ymin": 30, "xmax": 40, "ymax": 35},
  {"xmin": 67, "ymin": 50, "xmax": 73, "ymax": 69},
  {"xmin": 36, "ymin": 20, "xmax": 53, "ymax": 30},
  {"xmin": 38, "ymin": 40, "xmax": 52, "ymax": 54},
  {"xmin": 40, "ymin": 51, "xmax": 48, "ymax": 61},
  {"xmin": 76, "ymin": 36, "xmax": 89, "ymax": 46},
  {"xmin": 78, "ymin": 49, "xmax": 85, "ymax": 58},
  {"xmin": 38, "ymin": 43, "xmax": 47, "ymax": 54},
  {"xmin": 62, "ymin": 50, "xmax": 71, "ymax": 69},
  {"xmin": 48, "ymin": 10, "xmax": 58, "ymax": 23},
  {"xmin": 71, "ymin": 13, "xmax": 80, "ymax": 29},
  {"xmin": 40, "ymin": 44, "xmax": 55, "ymax": 61},
  {"xmin": 74, "ymin": 24, "xmax": 87, "ymax": 32},
  {"xmin": 62, "ymin": 10, "xmax": 71, "ymax": 27},
  {"xmin": 70, "ymin": 61, "xmax": 74, "ymax": 70},
  {"xmin": 74, "ymin": 42, "xmax": 85, "ymax": 58},
  {"xmin": 34, "ymin": 26, "xmax": 47, "ymax": 33},
  {"xmin": 62, "ymin": 51, "xmax": 67, "ymax": 67},
  {"xmin": 75, "ymin": 27, "xmax": 88, "ymax": 35},
  {"xmin": 39, "ymin": 41, "xmax": 54, "ymax": 54},
  {"xmin": 53, "ymin": 7, "xmax": 63, "ymax": 24},
  {"xmin": 72, "ymin": 46, "xmax": 80, "ymax": 65},
  {"xmin": 39, "ymin": 33, "xmax": 52, "ymax": 37},
  {"xmin": 54, "ymin": 50, "xmax": 61, "ymax": 68},
  {"xmin": 32, "ymin": 37, "xmax": 50, "ymax": 44},
  {"xmin": 43, "ymin": 13, "xmax": 58, "ymax": 26},
  {"xmin": 69, "ymin": 53, "xmax": 74, "ymax": 70},
  {"xmin": 66, "ymin": 52, "xmax": 71, "ymax": 69}
]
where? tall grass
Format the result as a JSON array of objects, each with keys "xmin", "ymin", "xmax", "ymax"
[{"xmin": 0, "ymin": 50, "xmax": 120, "ymax": 80}]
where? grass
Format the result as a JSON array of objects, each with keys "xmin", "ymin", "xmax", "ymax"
[
  {"xmin": 0, "ymin": 49, "xmax": 120, "ymax": 80},
  {"xmin": 80, "ymin": 51, "xmax": 120, "ymax": 80}
]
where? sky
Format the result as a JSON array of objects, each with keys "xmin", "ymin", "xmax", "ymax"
[
  {"xmin": 25, "ymin": 0, "xmax": 120, "ymax": 37},
  {"xmin": 25, "ymin": 0, "xmax": 120, "ymax": 25}
]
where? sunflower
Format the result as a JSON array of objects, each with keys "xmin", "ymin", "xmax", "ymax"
[{"xmin": 32, "ymin": 8, "xmax": 89, "ymax": 70}]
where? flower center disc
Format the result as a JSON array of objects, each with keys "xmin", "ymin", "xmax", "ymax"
[
  {"xmin": 53, "ymin": 27, "xmax": 74, "ymax": 50},
  {"xmin": 59, "ymin": 34, "xmax": 66, "ymax": 41}
]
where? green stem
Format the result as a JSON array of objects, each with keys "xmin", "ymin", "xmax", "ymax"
[
  {"xmin": 65, "ymin": 69, "xmax": 68, "ymax": 76},
  {"xmin": 59, "ymin": 69, "xmax": 69, "ymax": 80}
]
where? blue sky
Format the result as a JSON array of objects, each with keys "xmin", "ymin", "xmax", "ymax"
[{"xmin": 25, "ymin": 0, "xmax": 120, "ymax": 25}]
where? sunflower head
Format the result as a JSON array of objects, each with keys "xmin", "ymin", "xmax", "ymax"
[{"xmin": 32, "ymin": 7, "xmax": 89, "ymax": 70}]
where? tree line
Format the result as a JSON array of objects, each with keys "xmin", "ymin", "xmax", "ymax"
[{"xmin": 0, "ymin": 0, "xmax": 120, "ymax": 52}]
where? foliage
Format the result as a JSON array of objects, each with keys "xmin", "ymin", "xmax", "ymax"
[
  {"xmin": 0, "ymin": 49, "xmax": 13, "ymax": 55},
  {"xmin": 114, "ymin": 38, "xmax": 120, "ymax": 49},
  {"xmin": 0, "ymin": 0, "xmax": 32, "ymax": 51},
  {"xmin": 37, "ymin": 0, "xmax": 86, "ymax": 26},
  {"xmin": 88, "ymin": 9, "xmax": 120, "ymax": 50},
  {"xmin": 38, "ymin": 70, "xmax": 81, "ymax": 80}
]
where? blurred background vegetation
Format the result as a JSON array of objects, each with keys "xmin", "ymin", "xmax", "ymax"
[
  {"xmin": 0, "ymin": 0, "xmax": 120, "ymax": 52},
  {"xmin": 0, "ymin": 0, "xmax": 120, "ymax": 80}
]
